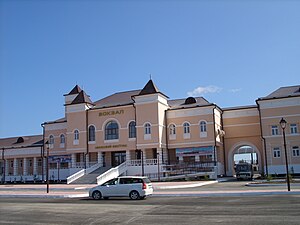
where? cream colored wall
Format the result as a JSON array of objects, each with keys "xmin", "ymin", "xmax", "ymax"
[
  {"xmin": 167, "ymin": 107, "xmax": 216, "ymax": 149},
  {"xmin": 223, "ymin": 108, "xmax": 263, "ymax": 175},
  {"xmin": 259, "ymin": 97, "xmax": 300, "ymax": 173}
]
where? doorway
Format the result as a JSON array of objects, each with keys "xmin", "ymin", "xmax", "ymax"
[{"xmin": 112, "ymin": 151, "xmax": 126, "ymax": 167}]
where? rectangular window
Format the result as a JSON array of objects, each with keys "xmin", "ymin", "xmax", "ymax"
[
  {"xmin": 273, "ymin": 147, "xmax": 281, "ymax": 158},
  {"xmin": 271, "ymin": 125, "xmax": 279, "ymax": 136},
  {"xmin": 292, "ymin": 146, "xmax": 300, "ymax": 157},
  {"xmin": 290, "ymin": 124, "xmax": 298, "ymax": 134}
]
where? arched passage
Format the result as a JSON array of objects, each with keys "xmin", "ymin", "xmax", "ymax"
[{"xmin": 227, "ymin": 142, "xmax": 262, "ymax": 176}]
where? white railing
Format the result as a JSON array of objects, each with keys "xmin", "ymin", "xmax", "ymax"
[
  {"xmin": 67, "ymin": 169, "xmax": 85, "ymax": 184},
  {"xmin": 67, "ymin": 163, "xmax": 101, "ymax": 184},
  {"xmin": 96, "ymin": 161, "xmax": 127, "ymax": 185},
  {"xmin": 73, "ymin": 161, "xmax": 98, "ymax": 169},
  {"xmin": 127, "ymin": 159, "xmax": 158, "ymax": 166}
]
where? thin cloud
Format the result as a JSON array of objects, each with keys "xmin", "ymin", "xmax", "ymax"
[
  {"xmin": 187, "ymin": 85, "xmax": 222, "ymax": 97},
  {"xmin": 229, "ymin": 88, "xmax": 242, "ymax": 93}
]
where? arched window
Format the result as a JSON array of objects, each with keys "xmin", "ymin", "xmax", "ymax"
[
  {"xmin": 183, "ymin": 122, "xmax": 190, "ymax": 134},
  {"xmin": 60, "ymin": 134, "xmax": 65, "ymax": 144},
  {"xmin": 105, "ymin": 121, "xmax": 119, "ymax": 140},
  {"xmin": 74, "ymin": 130, "xmax": 79, "ymax": 140},
  {"xmin": 200, "ymin": 121, "xmax": 207, "ymax": 132},
  {"xmin": 129, "ymin": 121, "xmax": 136, "ymax": 138},
  {"xmin": 49, "ymin": 135, "xmax": 54, "ymax": 148},
  {"xmin": 144, "ymin": 123, "xmax": 151, "ymax": 135},
  {"xmin": 169, "ymin": 124, "xmax": 176, "ymax": 135},
  {"xmin": 88, "ymin": 125, "xmax": 96, "ymax": 142}
]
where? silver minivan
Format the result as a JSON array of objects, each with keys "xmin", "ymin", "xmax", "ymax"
[{"xmin": 89, "ymin": 176, "xmax": 153, "ymax": 200}]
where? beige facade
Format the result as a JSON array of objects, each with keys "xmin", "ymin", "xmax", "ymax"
[{"xmin": 1, "ymin": 81, "xmax": 300, "ymax": 182}]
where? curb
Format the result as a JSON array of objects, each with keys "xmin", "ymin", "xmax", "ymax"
[{"xmin": 154, "ymin": 180, "xmax": 218, "ymax": 190}]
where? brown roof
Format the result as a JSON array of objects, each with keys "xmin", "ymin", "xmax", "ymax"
[
  {"xmin": 94, "ymin": 90, "xmax": 141, "ymax": 108},
  {"xmin": 138, "ymin": 79, "xmax": 169, "ymax": 98},
  {"xmin": 258, "ymin": 85, "xmax": 300, "ymax": 100},
  {"xmin": 64, "ymin": 85, "xmax": 82, "ymax": 96},
  {"xmin": 0, "ymin": 135, "xmax": 43, "ymax": 149},
  {"xmin": 70, "ymin": 90, "xmax": 94, "ymax": 105},
  {"xmin": 168, "ymin": 97, "xmax": 212, "ymax": 110}
]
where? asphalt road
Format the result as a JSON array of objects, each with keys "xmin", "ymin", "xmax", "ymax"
[{"xmin": 1, "ymin": 195, "xmax": 300, "ymax": 225}]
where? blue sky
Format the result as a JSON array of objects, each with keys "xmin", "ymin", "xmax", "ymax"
[{"xmin": 1, "ymin": 0, "xmax": 300, "ymax": 138}]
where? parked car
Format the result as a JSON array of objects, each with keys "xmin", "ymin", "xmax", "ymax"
[{"xmin": 89, "ymin": 176, "xmax": 153, "ymax": 200}]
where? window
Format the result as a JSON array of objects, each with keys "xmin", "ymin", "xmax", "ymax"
[
  {"xmin": 273, "ymin": 147, "xmax": 281, "ymax": 158},
  {"xmin": 292, "ymin": 146, "xmax": 300, "ymax": 157},
  {"xmin": 290, "ymin": 124, "xmax": 298, "ymax": 134},
  {"xmin": 49, "ymin": 135, "xmax": 54, "ymax": 145},
  {"xmin": 129, "ymin": 121, "xmax": 136, "ymax": 138},
  {"xmin": 169, "ymin": 124, "xmax": 176, "ymax": 135},
  {"xmin": 74, "ymin": 130, "xmax": 79, "ymax": 140},
  {"xmin": 271, "ymin": 125, "xmax": 279, "ymax": 136},
  {"xmin": 60, "ymin": 134, "xmax": 65, "ymax": 144},
  {"xmin": 105, "ymin": 121, "xmax": 119, "ymax": 140},
  {"xmin": 88, "ymin": 125, "xmax": 96, "ymax": 142},
  {"xmin": 200, "ymin": 121, "xmax": 207, "ymax": 132},
  {"xmin": 183, "ymin": 122, "xmax": 190, "ymax": 134},
  {"xmin": 144, "ymin": 123, "xmax": 151, "ymax": 135}
]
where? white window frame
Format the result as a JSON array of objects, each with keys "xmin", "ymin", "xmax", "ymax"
[
  {"xmin": 73, "ymin": 130, "xmax": 79, "ymax": 145},
  {"xmin": 144, "ymin": 123, "xmax": 152, "ymax": 140},
  {"xmin": 292, "ymin": 146, "xmax": 300, "ymax": 157},
  {"xmin": 183, "ymin": 122, "xmax": 191, "ymax": 139},
  {"xmin": 273, "ymin": 147, "xmax": 281, "ymax": 158},
  {"xmin": 169, "ymin": 124, "xmax": 176, "ymax": 140},
  {"xmin": 88, "ymin": 125, "xmax": 96, "ymax": 143},
  {"xmin": 290, "ymin": 124, "xmax": 298, "ymax": 134},
  {"xmin": 60, "ymin": 134, "xmax": 65, "ymax": 148},
  {"xmin": 200, "ymin": 121, "xmax": 207, "ymax": 138},
  {"xmin": 49, "ymin": 135, "xmax": 54, "ymax": 149},
  {"xmin": 271, "ymin": 125, "xmax": 279, "ymax": 136}
]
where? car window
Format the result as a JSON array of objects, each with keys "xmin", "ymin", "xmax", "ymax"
[
  {"xmin": 102, "ymin": 178, "xmax": 118, "ymax": 186},
  {"xmin": 143, "ymin": 178, "xmax": 151, "ymax": 184},
  {"xmin": 120, "ymin": 178, "xmax": 130, "ymax": 184}
]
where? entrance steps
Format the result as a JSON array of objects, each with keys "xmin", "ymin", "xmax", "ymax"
[{"xmin": 71, "ymin": 167, "xmax": 110, "ymax": 184}]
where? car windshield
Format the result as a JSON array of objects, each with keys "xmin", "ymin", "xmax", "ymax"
[{"xmin": 102, "ymin": 178, "xmax": 118, "ymax": 186}]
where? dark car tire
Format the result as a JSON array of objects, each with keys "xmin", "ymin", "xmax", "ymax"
[
  {"xmin": 140, "ymin": 196, "xmax": 146, "ymax": 200},
  {"xmin": 129, "ymin": 190, "xmax": 140, "ymax": 200},
  {"xmin": 92, "ymin": 191, "xmax": 102, "ymax": 200}
]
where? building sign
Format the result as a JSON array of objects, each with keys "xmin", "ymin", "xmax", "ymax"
[
  {"xmin": 99, "ymin": 110, "xmax": 124, "ymax": 117},
  {"xmin": 176, "ymin": 146, "xmax": 213, "ymax": 156},
  {"xmin": 96, "ymin": 144, "xmax": 127, "ymax": 149},
  {"xmin": 48, "ymin": 155, "xmax": 71, "ymax": 163}
]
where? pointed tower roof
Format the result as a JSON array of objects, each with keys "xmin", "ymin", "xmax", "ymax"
[
  {"xmin": 64, "ymin": 85, "xmax": 82, "ymax": 96},
  {"xmin": 138, "ymin": 79, "xmax": 169, "ymax": 98},
  {"xmin": 70, "ymin": 90, "xmax": 94, "ymax": 105}
]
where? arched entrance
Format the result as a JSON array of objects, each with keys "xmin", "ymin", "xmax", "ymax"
[{"xmin": 227, "ymin": 142, "xmax": 262, "ymax": 176}]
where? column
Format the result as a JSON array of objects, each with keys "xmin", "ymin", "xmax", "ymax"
[
  {"xmin": 162, "ymin": 148, "xmax": 169, "ymax": 164},
  {"xmin": 85, "ymin": 154, "xmax": 89, "ymax": 168},
  {"xmin": 195, "ymin": 155, "xmax": 200, "ymax": 162},
  {"xmin": 5, "ymin": 159, "xmax": 9, "ymax": 176},
  {"xmin": 97, "ymin": 152, "xmax": 103, "ymax": 167},
  {"xmin": 157, "ymin": 148, "xmax": 163, "ymax": 165},
  {"xmin": 33, "ymin": 157, "xmax": 38, "ymax": 175},
  {"xmin": 23, "ymin": 158, "xmax": 28, "ymax": 176},
  {"xmin": 13, "ymin": 158, "xmax": 18, "ymax": 176},
  {"xmin": 43, "ymin": 157, "xmax": 47, "ymax": 176},
  {"xmin": 126, "ymin": 150, "xmax": 131, "ymax": 162},
  {"xmin": 71, "ymin": 153, "xmax": 76, "ymax": 168},
  {"xmin": 80, "ymin": 153, "xmax": 84, "ymax": 167}
]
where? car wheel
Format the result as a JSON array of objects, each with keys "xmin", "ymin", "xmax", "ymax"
[
  {"xmin": 92, "ymin": 191, "xmax": 102, "ymax": 200},
  {"xmin": 129, "ymin": 190, "xmax": 140, "ymax": 200},
  {"xmin": 140, "ymin": 196, "xmax": 146, "ymax": 200}
]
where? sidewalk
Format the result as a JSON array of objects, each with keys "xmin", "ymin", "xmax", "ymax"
[{"xmin": 1, "ymin": 180, "xmax": 300, "ymax": 198}]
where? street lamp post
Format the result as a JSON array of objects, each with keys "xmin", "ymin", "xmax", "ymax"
[
  {"xmin": 1, "ymin": 148, "xmax": 5, "ymax": 184},
  {"xmin": 279, "ymin": 118, "xmax": 291, "ymax": 192},
  {"xmin": 157, "ymin": 152, "xmax": 160, "ymax": 182},
  {"xmin": 45, "ymin": 141, "xmax": 50, "ymax": 193},
  {"xmin": 136, "ymin": 150, "xmax": 144, "ymax": 176}
]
